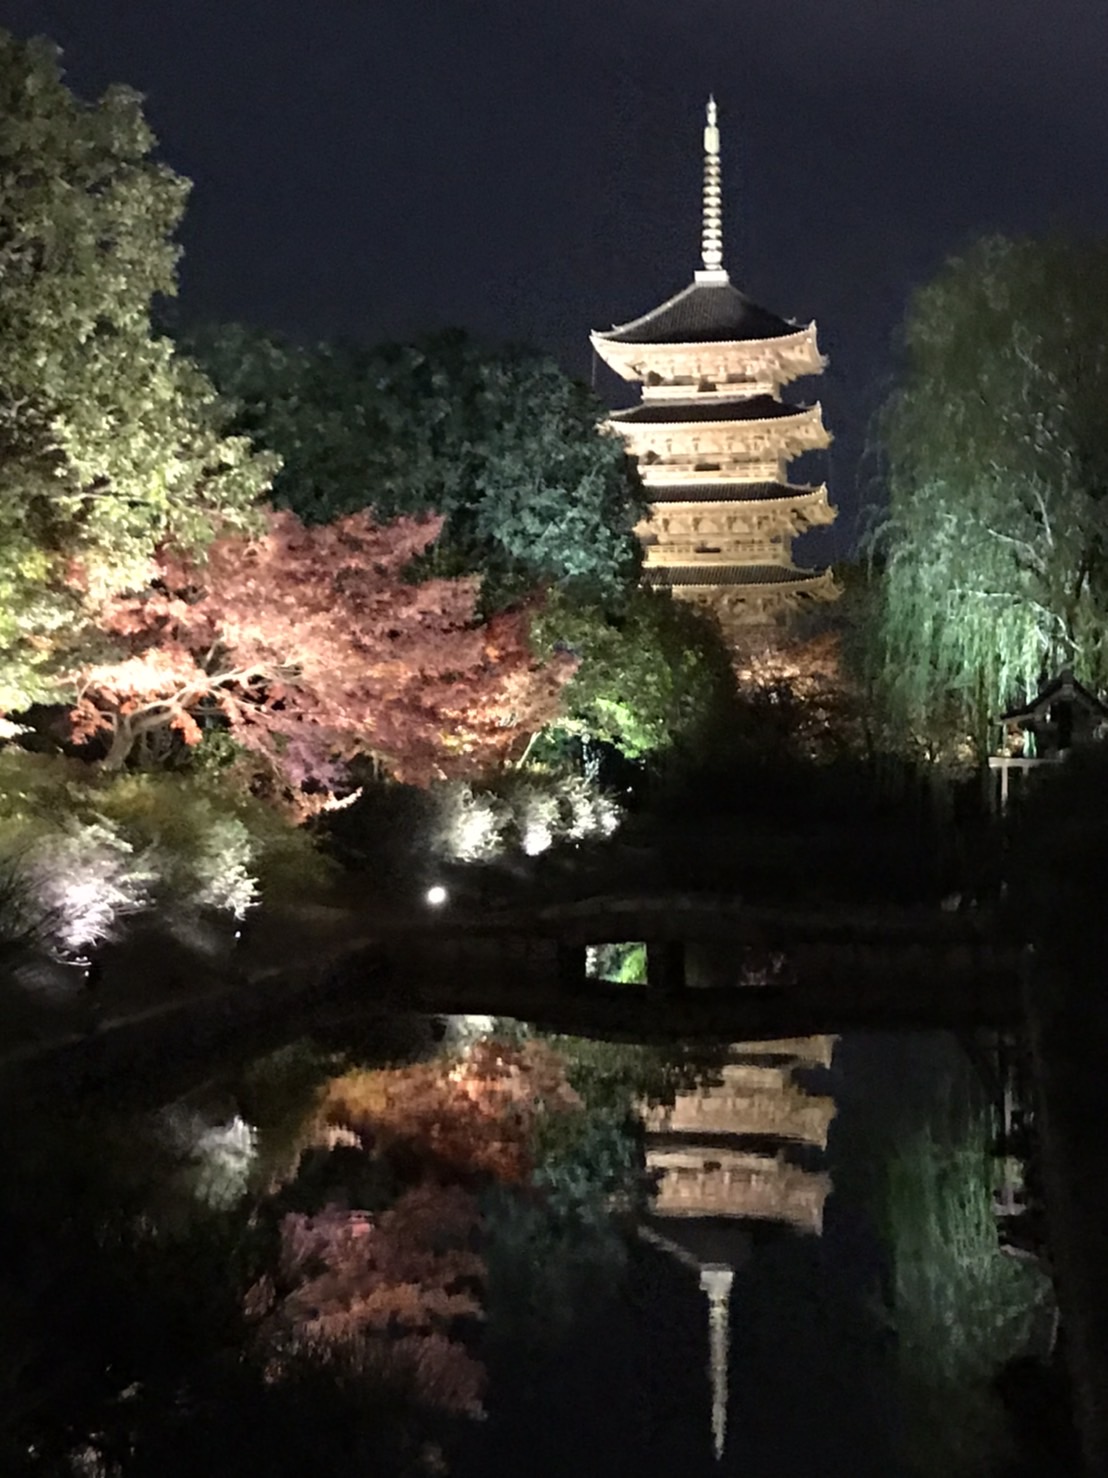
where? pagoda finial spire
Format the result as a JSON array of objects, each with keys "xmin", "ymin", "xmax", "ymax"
[{"xmin": 697, "ymin": 95, "xmax": 728, "ymax": 283}]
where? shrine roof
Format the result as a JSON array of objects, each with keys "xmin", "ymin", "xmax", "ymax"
[
  {"xmin": 593, "ymin": 278, "xmax": 799, "ymax": 346},
  {"xmin": 644, "ymin": 481, "xmax": 808, "ymax": 503},
  {"xmin": 610, "ymin": 395, "xmax": 808, "ymax": 425},
  {"xmin": 643, "ymin": 565, "xmax": 826, "ymax": 588},
  {"xmin": 999, "ymin": 668, "xmax": 1108, "ymax": 725}
]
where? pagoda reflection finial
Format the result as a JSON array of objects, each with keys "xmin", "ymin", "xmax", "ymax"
[
  {"xmin": 700, "ymin": 1264, "xmax": 733, "ymax": 1460},
  {"xmin": 698, "ymin": 94, "xmax": 727, "ymax": 283}
]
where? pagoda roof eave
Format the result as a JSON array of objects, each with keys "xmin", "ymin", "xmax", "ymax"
[
  {"xmin": 643, "ymin": 565, "xmax": 837, "ymax": 591},
  {"xmin": 608, "ymin": 399, "xmax": 825, "ymax": 430},
  {"xmin": 642, "ymin": 481, "xmax": 828, "ymax": 505},
  {"xmin": 590, "ymin": 276, "xmax": 802, "ymax": 346},
  {"xmin": 643, "ymin": 490, "xmax": 837, "ymax": 526},
  {"xmin": 589, "ymin": 321, "xmax": 819, "ymax": 358}
]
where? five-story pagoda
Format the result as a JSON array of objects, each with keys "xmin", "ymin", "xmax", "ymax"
[{"xmin": 591, "ymin": 98, "xmax": 837, "ymax": 636}]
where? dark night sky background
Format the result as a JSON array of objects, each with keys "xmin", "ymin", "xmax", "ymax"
[{"xmin": 7, "ymin": 0, "xmax": 1108, "ymax": 556}]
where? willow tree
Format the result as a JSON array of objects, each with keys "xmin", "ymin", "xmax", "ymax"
[
  {"xmin": 0, "ymin": 32, "xmax": 273, "ymax": 712},
  {"xmin": 875, "ymin": 236, "xmax": 1108, "ymax": 757}
]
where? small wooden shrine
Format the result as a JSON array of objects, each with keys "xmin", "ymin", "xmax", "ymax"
[{"xmin": 989, "ymin": 668, "xmax": 1108, "ymax": 810}]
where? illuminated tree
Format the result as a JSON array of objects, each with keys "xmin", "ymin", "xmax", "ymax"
[
  {"xmin": 188, "ymin": 325, "xmax": 645, "ymax": 595},
  {"xmin": 68, "ymin": 510, "xmax": 574, "ymax": 791},
  {"xmin": 730, "ymin": 626, "xmax": 868, "ymax": 762},
  {"xmin": 875, "ymin": 236, "xmax": 1108, "ymax": 755},
  {"xmin": 17, "ymin": 816, "xmax": 156, "ymax": 955},
  {"xmin": 319, "ymin": 1039, "xmax": 584, "ymax": 1185},
  {"xmin": 884, "ymin": 1115, "xmax": 1050, "ymax": 1476},
  {"xmin": 530, "ymin": 587, "xmax": 737, "ymax": 760},
  {"xmin": 257, "ymin": 1186, "xmax": 486, "ymax": 1418},
  {"xmin": 0, "ymin": 32, "xmax": 273, "ymax": 711}
]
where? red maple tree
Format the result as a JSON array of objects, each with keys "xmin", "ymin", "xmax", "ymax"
[
  {"xmin": 252, "ymin": 1183, "xmax": 486, "ymax": 1418},
  {"xmin": 69, "ymin": 510, "xmax": 574, "ymax": 790},
  {"xmin": 248, "ymin": 1041, "xmax": 584, "ymax": 1424},
  {"xmin": 318, "ymin": 1038, "xmax": 584, "ymax": 1184}
]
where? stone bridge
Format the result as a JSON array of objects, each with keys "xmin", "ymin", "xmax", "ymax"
[
  {"xmin": 3, "ymin": 888, "xmax": 1021, "ymax": 1108},
  {"xmin": 371, "ymin": 892, "xmax": 1021, "ymax": 1039}
]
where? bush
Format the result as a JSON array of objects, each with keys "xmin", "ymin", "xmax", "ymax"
[
  {"xmin": 428, "ymin": 781, "xmax": 509, "ymax": 863},
  {"xmin": 0, "ymin": 752, "xmax": 332, "ymax": 952}
]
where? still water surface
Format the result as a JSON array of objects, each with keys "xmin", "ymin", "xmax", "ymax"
[
  {"xmin": 8, "ymin": 1012, "xmax": 1052, "ymax": 1476},
  {"xmin": 214, "ymin": 1021, "xmax": 1045, "ymax": 1478},
  {"xmin": 452, "ymin": 1028, "xmax": 941, "ymax": 1478}
]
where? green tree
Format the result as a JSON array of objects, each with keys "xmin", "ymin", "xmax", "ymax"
[
  {"xmin": 188, "ymin": 324, "xmax": 644, "ymax": 596},
  {"xmin": 530, "ymin": 587, "xmax": 737, "ymax": 760},
  {"xmin": 874, "ymin": 235, "xmax": 1108, "ymax": 757},
  {"xmin": 0, "ymin": 32, "xmax": 273, "ymax": 711}
]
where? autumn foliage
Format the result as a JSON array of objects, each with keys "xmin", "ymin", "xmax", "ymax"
[
  {"xmin": 69, "ymin": 510, "xmax": 574, "ymax": 791},
  {"xmin": 249, "ymin": 1040, "xmax": 585, "ymax": 1427},
  {"xmin": 252, "ymin": 1184, "xmax": 487, "ymax": 1418},
  {"xmin": 318, "ymin": 1038, "xmax": 584, "ymax": 1184}
]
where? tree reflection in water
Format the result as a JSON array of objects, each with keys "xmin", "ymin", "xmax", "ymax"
[
  {"xmin": 0, "ymin": 1025, "xmax": 1067, "ymax": 1477},
  {"xmin": 883, "ymin": 1112, "xmax": 1054, "ymax": 1477}
]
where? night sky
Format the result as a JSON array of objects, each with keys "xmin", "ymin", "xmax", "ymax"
[{"xmin": 7, "ymin": 0, "xmax": 1108, "ymax": 555}]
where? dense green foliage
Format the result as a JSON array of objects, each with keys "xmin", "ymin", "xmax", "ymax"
[
  {"xmin": 0, "ymin": 33, "xmax": 273, "ymax": 711},
  {"xmin": 188, "ymin": 324, "xmax": 644, "ymax": 596},
  {"xmin": 530, "ymin": 587, "xmax": 737, "ymax": 761},
  {"xmin": 874, "ymin": 236, "xmax": 1108, "ymax": 756}
]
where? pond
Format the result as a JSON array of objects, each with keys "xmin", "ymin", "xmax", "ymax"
[{"xmin": 0, "ymin": 1016, "xmax": 1062, "ymax": 1478}]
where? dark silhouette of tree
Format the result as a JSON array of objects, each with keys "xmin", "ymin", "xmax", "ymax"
[{"xmin": 188, "ymin": 324, "xmax": 645, "ymax": 597}]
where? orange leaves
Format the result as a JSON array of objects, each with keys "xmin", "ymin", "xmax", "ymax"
[
  {"xmin": 319, "ymin": 1039, "xmax": 583, "ymax": 1186},
  {"xmin": 250, "ymin": 1040, "xmax": 587, "ymax": 1425},
  {"xmin": 168, "ymin": 708, "xmax": 204, "ymax": 746}
]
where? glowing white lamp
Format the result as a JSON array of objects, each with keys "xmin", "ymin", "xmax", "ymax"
[{"xmin": 425, "ymin": 884, "xmax": 448, "ymax": 907}]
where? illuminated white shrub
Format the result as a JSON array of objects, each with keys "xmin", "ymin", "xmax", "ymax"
[
  {"xmin": 511, "ymin": 781, "xmax": 561, "ymax": 857},
  {"xmin": 160, "ymin": 1106, "xmax": 259, "ymax": 1208},
  {"xmin": 442, "ymin": 1013, "xmax": 497, "ymax": 1048},
  {"xmin": 19, "ymin": 818, "xmax": 156, "ymax": 955},
  {"xmin": 503, "ymin": 773, "xmax": 622, "ymax": 855},
  {"xmin": 557, "ymin": 774, "xmax": 622, "ymax": 842},
  {"xmin": 430, "ymin": 781, "xmax": 508, "ymax": 862},
  {"xmin": 193, "ymin": 1115, "xmax": 258, "ymax": 1207},
  {"xmin": 430, "ymin": 775, "xmax": 621, "ymax": 864},
  {"xmin": 189, "ymin": 815, "xmax": 259, "ymax": 920}
]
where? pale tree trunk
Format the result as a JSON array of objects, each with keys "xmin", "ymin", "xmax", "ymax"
[{"xmin": 102, "ymin": 716, "xmax": 137, "ymax": 771}]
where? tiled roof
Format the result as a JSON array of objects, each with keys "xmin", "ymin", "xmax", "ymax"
[
  {"xmin": 999, "ymin": 668, "xmax": 1108, "ymax": 724},
  {"xmin": 594, "ymin": 279, "xmax": 798, "ymax": 346},
  {"xmin": 644, "ymin": 482, "xmax": 806, "ymax": 503},
  {"xmin": 610, "ymin": 395, "xmax": 807, "ymax": 425},
  {"xmin": 643, "ymin": 565, "xmax": 826, "ymax": 588}
]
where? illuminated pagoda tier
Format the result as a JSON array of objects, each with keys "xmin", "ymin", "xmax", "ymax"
[
  {"xmin": 591, "ymin": 98, "xmax": 837, "ymax": 636},
  {"xmin": 644, "ymin": 1055, "xmax": 836, "ymax": 1233},
  {"xmin": 639, "ymin": 1038, "xmax": 837, "ymax": 1462},
  {"xmin": 644, "ymin": 1060, "xmax": 837, "ymax": 1151}
]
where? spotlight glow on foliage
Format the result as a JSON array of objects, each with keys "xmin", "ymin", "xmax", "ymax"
[{"xmin": 21, "ymin": 818, "xmax": 156, "ymax": 955}]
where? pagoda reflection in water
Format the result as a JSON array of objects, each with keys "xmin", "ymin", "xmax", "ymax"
[{"xmin": 640, "ymin": 1035, "xmax": 837, "ymax": 1461}]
